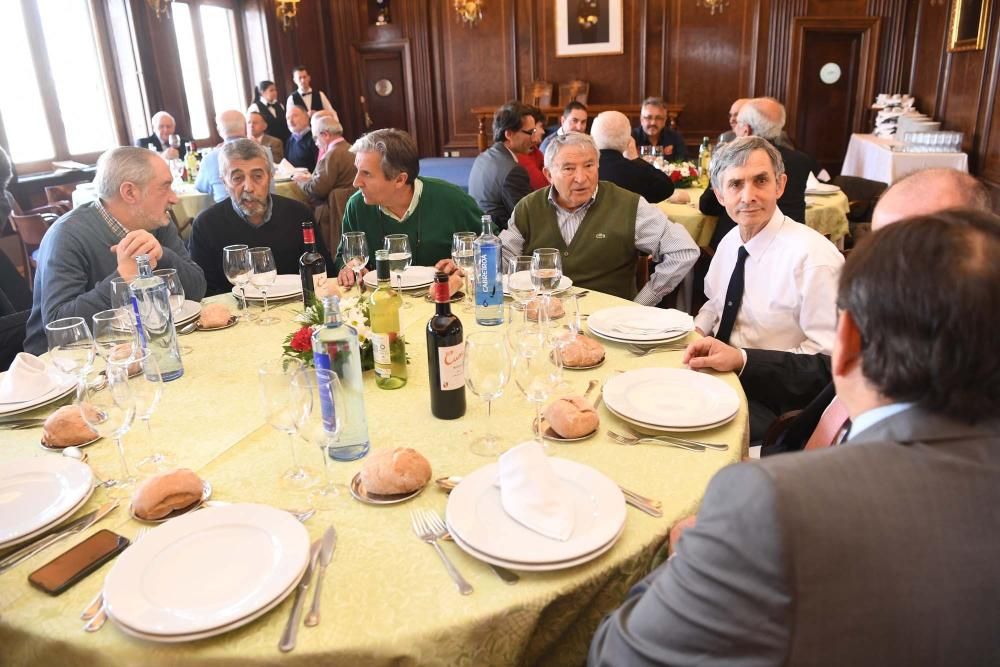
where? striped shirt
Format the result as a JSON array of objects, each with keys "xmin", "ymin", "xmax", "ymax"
[{"xmin": 94, "ymin": 199, "xmax": 129, "ymax": 241}]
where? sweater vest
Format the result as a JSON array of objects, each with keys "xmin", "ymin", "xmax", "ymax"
[
  {"xmin": 258, "ymin": 100, "xmax": 289, "ymax": 141},
  {"xmin": 291, "ymin": 90, "xmax": 325, "ymax": 112},
  {"xmin": 513, "ymin": 182, "xmax": 639, "ymax": 299}
]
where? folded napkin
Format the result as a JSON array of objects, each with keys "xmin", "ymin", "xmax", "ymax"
[
  {"xmin": 0, "ymin": 353, "xmax": 57, "ymax": 404},
  {"xmin": 497, "ymin": 442, "xmax": 575, "ymax": 541},
  {"xmin": 807, "ymin": 172, "xmax": 821, "ymax": 189}
]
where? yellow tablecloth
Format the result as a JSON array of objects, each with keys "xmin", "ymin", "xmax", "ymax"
[
  {"xmin": 0, "ymin": 290, "xmax": 747, "ymax": 665},
  {"xmin": 657, "ymin": 187, "xmax": 851, "ymax": 245}
]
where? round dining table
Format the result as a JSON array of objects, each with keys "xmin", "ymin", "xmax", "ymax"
[{"xmin": 0, "ymin": 288, "xmax": 747, "ymax": 666}]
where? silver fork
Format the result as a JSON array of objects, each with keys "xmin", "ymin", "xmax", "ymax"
[
  {"xmin": 428, "ymin": 511, "xmax": 519, "ymax": 585},
  {"xmin": 613, "ymin": 429, "xmax": 729, "ymax": 452},
  {"xmin": 411, "ymin": 510, "xmax": 473, "ymax": 595},
  {"xmin": 625, "ymin": 343, "xmax": 689, "ymax": 356},
  {"xmin": 607, "ymin": 430, "xmax": 706, "ymax": 452},
  {"xmin": 82, "ymin": 528, "xmax": 149, "ymax": 632}
]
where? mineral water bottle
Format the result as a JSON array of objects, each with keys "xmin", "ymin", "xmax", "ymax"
[
  {"xmin": 129, "ymin": 255, "xmax": 183, "ymax": 381},
  {"xmin": 474, "ymin": 215, "xmax": 503, "ymax": 326}
]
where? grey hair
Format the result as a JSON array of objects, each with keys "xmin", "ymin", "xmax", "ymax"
[
  {"xmin": 312, "ymin": 113, "xmax": 344, "ymax": 137},
  {"xmin": 543, "ymin": 132, "xmax": 599, "ymax": 169},
  {"xmin": 736, "ymin": 98, "xmax": 786, "ymax": 140},
  {"xmin": 218, "ymin": 138, "xmax": 274, "ymax": 177},
  {"xmin": 215, "ymin": 110, "xmax": 246, "ymax": 139},
  {"xmin": 709, "ymin": 136, "xmax": 785, "ymax": 191},
  {"xmin": 94, "ymin": 146, "xmax": 160, "ymax": 200},
  {"xmin": 641, "ymin": 96, "xmax": 667, "ymax": 111},
  {"xmin": 350, "ymin": 128, "xmax": 419, "ymax": 185},
  {"xmin": 150, "ymin": 111, "xmax": 174, "ymax": 125},
  {"xmin": 590, "ymin": 111, "xmax": 631, "ymax": 152}
]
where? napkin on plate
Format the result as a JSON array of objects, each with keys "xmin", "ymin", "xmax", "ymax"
[
  {"xmin": 0, "ymin": 353, "xmax": 58, "ymax": 404},
  {"xmin": 497, "ymin": 442, "xmax": 575, "ymax": 541},
  {"xmin": 807, "ymin": 172, "xmax": 821, "ymax": 189}
]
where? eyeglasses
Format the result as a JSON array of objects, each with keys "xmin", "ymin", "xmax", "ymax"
[
  {"xmin": 641, "ymin": 115, "xmax": 666, "ymax": 122},
  {"xmin": 519, "ymin": 129, "xmax": 539, "ymax": 137}
]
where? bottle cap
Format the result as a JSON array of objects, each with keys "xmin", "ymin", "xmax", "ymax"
[{"xmin": 431, "ymin": 272, "xmax": 450, "ymax": 303}]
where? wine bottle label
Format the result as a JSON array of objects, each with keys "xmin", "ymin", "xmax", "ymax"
[
  {"xmin": 303, "ymin": 228, "xmax": 315, "ymax": 244},
  {"xmin": 372, "ymin": 333, "xmax": 391, "ymax": 365},
  {"xmin": 312, "ymin": 272, "xmax": 328, "ymax": 293},
  {"xmin": 437, "ymin": 343, "xmax": 465, "ymax": 391}
]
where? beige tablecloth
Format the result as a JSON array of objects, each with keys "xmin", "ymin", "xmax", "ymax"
[
  {"xmin": 0, "ymin": 290, "xmax": 747, "ymax": 665},
  {"xmin": 840, "ymin": 133, "xmax": 969, "ymax": 185}
]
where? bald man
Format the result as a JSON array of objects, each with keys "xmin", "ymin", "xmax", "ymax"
[
  {"xmin": 684, "ymin": 167, "xmax": 993, "ymax": 451},
  {"xmin": 717, "ymin": 98, "xmax": 749, "ymax": 145},
  {"xmin": 195, "ymin": 110, "xmax": 248, "ymax": 202},
  {"xmin": 591, "ymin": 110, "xmax": 674, "ymax": 203}
]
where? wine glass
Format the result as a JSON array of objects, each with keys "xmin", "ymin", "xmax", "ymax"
[
  {"xmin": 341, "ymin": 232, "xmax": 369, "ymax": 294},
  {"xmin": 513, "ymin": 335, "xmax": 563, "ymax": 452},
  {"xmin": 123, "ymin": 348, "xmax": 169, "ymax": 473},
  {"xmin": 465, "ymin": 331, "xmax": 511, "ymax": 457},
  {"xmin": 223, "ymin": 244, "xmax": 254, "ymax": 321},
  {"xmin": 168, "ymin": 134, "xmax": 181, "ymax": 151},
  {"xmin": 153, "ymin": 268, "xmax": 192, "ymax": 354},
  {"xmin": 384, "ymin": 234, "xmax": 412, "ymax": 309},
  {"xmin": 292, "ymin": 367, "xmax": 346, "ymax": 509},
  {"xmin": 249, "ymin": 247, "xmax": 278, "ymax": 325},
  {"xmin": 452, "ymin": 232, "xmax": 476, "ymax": 312},
  {"xmin": 77, "ymin": 363, "xmax": 136, "ymax": 499},
  {"xmin": 45, "ymin": 317, "xmax": 97, "ymax": 380},
  {"xmin": 92, "ymin": 309, "xmax": 138, "ymax": 363},
  {"xmin": 531, "ymin": 248, "xmax": 563, "ymax": 297},
  {"xmin": 258, "ymin": 358, "xmax": 317, "ymax": 490},
  {"xmin": 640, "ymin": 145, "xmax": 654, "ymax": 163},
  {"xmin": 505, "ymin": 255, "xmax": 536, "ymax": 321}
]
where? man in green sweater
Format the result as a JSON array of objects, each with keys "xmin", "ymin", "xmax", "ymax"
[{"xmin": 335, "ymin": 129, "xmax": 483, "ymax": 286}]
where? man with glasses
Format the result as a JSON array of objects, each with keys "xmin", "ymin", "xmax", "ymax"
[
  {"xmin": 468, "ymin": 100, "xmax": 537, "ymax": 230},
  {"xmin": 632, "ymin": 97, "xmax": 687, "ymax": 161}
]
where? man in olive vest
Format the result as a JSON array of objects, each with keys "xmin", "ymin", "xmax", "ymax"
[{"xmin": 499, "ymin": 133, "xmax": 698, "ymax": 303}]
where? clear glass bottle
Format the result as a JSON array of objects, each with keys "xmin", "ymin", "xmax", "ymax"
[
  {"xmin": 474, "ymin": 215, "xmax": 503, "ymax": 326},
  {"xmin": 311, "ymin": 295, "xmax": 371, "ymax": 460},
  {"xmin": 369, "ymin": 250, "xmax": 407, "ymax": 389},
  {"xmin": 129, "ymin": 254, "xmax": 183, "ymax": 381}
]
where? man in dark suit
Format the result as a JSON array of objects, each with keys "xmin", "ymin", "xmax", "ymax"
[
  {"xmin": 468, "ymin": 101, "xmax": 535, "ymax": 230},
  {"xmin": 631, "ymin": 96, "xmax": 686, "ymax": 161},
  {"xmin": 590, "ymin": 209, "xmax": 1000, "ymax": 666},
  {"xmin": 591, "ymin": 111, "xmax": 674, "ymax": 204},
  {"xmin": 134, "ymin": 111, "xmax": 188, "ymax": 160},
  {"xmin": 284, "ymin": 104, "xmax": 318, "ymax": 171}
]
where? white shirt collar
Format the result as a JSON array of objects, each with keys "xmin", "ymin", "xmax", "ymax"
[
  {"xmin": 379, "ymin": 177, "xmax": 423, "ymax": 222},
  {"xmin": 741, "ymin": 207, "xmax": 786, "ymax": 258},
  {"xmin": 848, "ymin": 402, "xmax": 916, "ymax": 442}
]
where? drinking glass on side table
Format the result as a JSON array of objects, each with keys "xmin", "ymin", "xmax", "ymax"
[
  {"xmin": 465, "ymin": 331, "xmax": 511, "ymax": 457},
  {"xmin": 224, "ymin": 244, "xmax": 254, "ymax": 321}
]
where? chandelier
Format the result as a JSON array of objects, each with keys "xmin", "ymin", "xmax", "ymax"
[
  {"xmin": 454, "ymin": 0, "xmax": 484, "ymax": 27},
  {"xmin": 697, "ymin": 0, "xmax": 729, "ymax": 15},
  {"xmin": 146, "ymin": 0, "xmax": 172, "ymax": 20},
  {"xmin": 276, "ymin": 0, "xmax": 301, "ymax": 32}
]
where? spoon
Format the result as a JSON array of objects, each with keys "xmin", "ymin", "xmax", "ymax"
[
  {"xmin": 177, "ymin": 321, "xmax": 199, "ymax": 335},
  {"xmin": 63, "ymin": 447, "xmax": 114, "ymax": 488}
]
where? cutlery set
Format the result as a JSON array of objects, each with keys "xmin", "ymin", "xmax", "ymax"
[
  {"xmin": 279, "ymin": 525, "xmax": 336, "ymax": 652},
  {"xmin": 0, "ymin": 501, "xmax": 119, "ymax": 576},
  {"xmin": 607, "ymin": 429, "xmax": 729, "ymax": 452}
]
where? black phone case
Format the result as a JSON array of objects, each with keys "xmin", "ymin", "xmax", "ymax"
[{"xmin": 28, "ymin": 531, "xmax": 130, "ymax": 596}]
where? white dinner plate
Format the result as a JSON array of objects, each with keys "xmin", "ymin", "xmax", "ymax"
[
  {"xmin": 0, "ymin": 480, "xmax": 95, "ymax": 550},
  {"xmin": 445, "ymin": 458, "xmax": 625, "ymax": 564},
  {"xmin": 805, "ymin": 183, "xmax": 842, "ymax": 195},
  {"xmin": 587, "ymin": 306, "xmax": 693, "ymax": 343},
  {"xmin": 0, "ymin": 458, "xmax": 94, "ymax": 546},
  {"xmin": 587, "ymin": 327, "xmax": 690, "ymax": 346},
  {"xmin": 363, "ymin": 265, "xmax": 436, "ymax": 289},
  {"xmin": 0, "ymin": 369, "xmax": 76, "ymax": 417},
  {"xmin": 604, "ymin": 400, "xmax": 738, "ymax": 433},
  {"xmin": 103, "ymin": 503, "xmax": 310, "ymax": 636},
  {"xmin": 172, "ymin": 300, "xmax": 202, "ymax": 325},
  {"xmin": 502, "ymin": 272, "xmax": 573, "ymax": 296},
  {"xmin": 602, "ymin": 368, "xmax": 740, "ymax": 429},
  {"xmin": 235, "ymin": 274, "xmax": 302, "ymax": 300},
  {"xmin": 449, "ymin": 521, "xmax": 624, "ymax": 572}
]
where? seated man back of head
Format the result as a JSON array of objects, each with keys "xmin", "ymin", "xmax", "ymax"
[
  {"xmin": 195, "ymin": 110, "xmax": 248, "ymax": 202},
  {"xmin": 24, "ymin": 147, "xmax": 206, "ymax": 354},
  {"xmin": 591, "ymin": 110, "xmax": 674, "ymax": 204}
]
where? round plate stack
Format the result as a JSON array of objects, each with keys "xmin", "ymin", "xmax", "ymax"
[
  {"xmin": 0, "ymin": 458, "xmax": 94, "ymax": 550},
  {"xmin": 586, "ymin": 306, "xmax": 693, "ymax": 345},
  {"xmin": 171, "ymin": 300, "xmax": 203, "ymax": 329},
  {"xmin": 362, "ymin": 265, "xmax": 436, "ymax": 291},
  {"xmin": 602, "ymin": 367, "xmax": 740, "ymax": 432},
  {"xmin": 233, "ymin": 274, "xmax": 303, "ymax": 303}
]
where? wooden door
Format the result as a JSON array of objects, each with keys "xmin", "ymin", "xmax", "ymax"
[
  {"xmin": 786, "ymin": 17, "xmax": 880, "ymax": 176},
  {"xmin": 353, "ymin": 40, "xmax": 417, "ymax": 141}
]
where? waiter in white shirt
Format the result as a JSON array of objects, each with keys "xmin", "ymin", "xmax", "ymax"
[
  {"xmin": 286, "ymin": 66, "xmax": 337, "ymax": 119},
  {"xmin": 694, "ymin": 136, "xmax": 843, "ymax": 357}
]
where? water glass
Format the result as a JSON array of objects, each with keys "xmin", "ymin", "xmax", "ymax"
[
  {"xmin": 292, "ymin": 368, "xmax": 346, "ymax": 509},
  {"xmin": 341, "ymin": 231, "xmax": 369, "ymax": 293},
  {"xmin": 640, "ymin": 145, "xmax": 654, "ymax": 162},
  {"xmin": 92, "ymin": 309, "xmax": 138, "ymax": 363},
  {"xmin": 45, "ymin": 317, "xmax": 96, "ymax": 379},
  {"xmin": 223, "ymin": 244, "xmax": 253, "ymax": 320},
  {"xmin": 123, "ymin": 348, "xmax": 169, "ymax": 473},
  {"xmin": 452, "ymin": 231, "xmax": 477, "ymax": 312},
  {"xmin": 249, "ymin": 247, "xmax": 278, "ymax": 325},
  {"xmin": 258, "ymin": 358, "xmax": 316, "ymax": 490},
  {"xmin": 77, "ymin": 364, "xmax": 136, "ymax": 499},
  {"xmin": 531, "ymin": 248, "xmax": 563, "ymax": 296},
  {"xmin": 505, "ymin": 255, "xmax": 536, "ymax": 319},
  {"xmin": 465, "ymin": 331, "xmax": 511, "ymax": 457},
  {"xmin": 384, "ymin": 234, "xmax": 413, "ymax": 309},
  {"xmin": 513, "ymin": 336, "xmax": 562, "ymax": 451}
]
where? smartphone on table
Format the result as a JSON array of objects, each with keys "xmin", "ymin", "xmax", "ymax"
[{"xmin": 28, "ymin": 529, "xmax": 130, "ymax": 596}]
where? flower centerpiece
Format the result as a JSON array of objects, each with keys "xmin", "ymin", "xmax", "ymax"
[
  {"xmin": 282, "ymin": 292, "xmax": 375, "ymax": 371},
  {"xmin": 661, "ymin": 160, "xmax": 700, "ymax": 188}
]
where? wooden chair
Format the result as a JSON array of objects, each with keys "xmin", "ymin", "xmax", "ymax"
[
  {"xmin": 44, "ymin": 184, "xmax": 75, "ymax": 214},
  {"xmin": 635, "ymin": 253, "xmax": 652, "ymax": 291},
  {"xmin": 832, "ymin": 174, "xmax": 888, "ymax": 248},
  {"xmin": 558, "ymin": 80, "xmax": 590, "ymax": 106},
  {"xmin": 9, "ymin": 213, "xmax": 53, "ymax": 288},
  {"xmin": 5, "ymin": 192, "xmax": 65, "ymax": 220},
  {"xmin": 328, "ymin": 187, "xmax": 357, "ymax": 255},
  {"xmin": 520, "ymin": 81, "xmax": 553, "ymax": 109}
]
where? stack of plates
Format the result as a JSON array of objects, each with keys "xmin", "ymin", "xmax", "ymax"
[
  {"xmin": 362, "ymin": 265, "xmax": 436, "ymax": 290},
  {"xmin": 603, "ymin": 368, "xmax": 740, "ymax": 432},
  {"xmin": 234, "ymin": 274, "xmax": 303, "ymax": 302},
  {"xmin": 805, "ymin": 182, "xmax": 842, "ymax": 196},
  {"xmin": 103, "ymin": 504, "xmax": 310, "ymax": 642},
  {"xmin": 445, "ymin": 458, "xmax": 626, "ymax": 571},
  {"xmin": 172, "ymin": 300, "xmax": 202, "ymax": 328},
  {"xmin": 0, "ymin": 366, "xmax": 76, "ymax": 418},
  {"xmin": 0, "ymin": 458, "xmax": 94, "ymax": 550},
  {"xmin": 502, "ymin": 272, "xmax": 573, "ymax": 296},
  {"xmin": 587, "ymin": 306, "xmax": 693, "ymax": 344}
]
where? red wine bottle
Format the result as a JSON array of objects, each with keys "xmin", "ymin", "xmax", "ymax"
[
  {"xmin": 299, "ymin": 220, "xmax": 327, "ymax": 306},
  {"xmin": 426, "ymin": 272, "xmax": 466, "ymax": 419}
]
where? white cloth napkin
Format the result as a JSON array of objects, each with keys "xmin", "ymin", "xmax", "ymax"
[
  {"xmin": 807, "ymin": 172, "xmax": 821, "ymax": 189},
  {"xmin": 0, "ymin": 353, "xmax": 56, "ymax": 404},
  {"xmin": 274, "ymin": 159, "xmax": 298, "ymax": 179},
  {"xmin": 497, "ymin": 442, "xmax": 575, "ymax": 541}
]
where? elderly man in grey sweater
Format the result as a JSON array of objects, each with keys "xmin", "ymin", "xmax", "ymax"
[{"xmin": 24, "ymin": 147, "xmax": 206, "ymax": 355}]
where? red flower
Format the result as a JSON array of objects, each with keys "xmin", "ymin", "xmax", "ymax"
[
  {"xmin": 669, "ymin": 170, "xmax": 682, "ymax": 182},
  {"xmin": 290, "ymin": 326, "xmax": 313, "ymax": 352}
]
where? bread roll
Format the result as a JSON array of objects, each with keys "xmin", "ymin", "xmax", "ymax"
[
  {"xmin": 199, "ymin": 303, "xmax": 232, "ymax": 328},
  {"xmin": 41, "ymin": 405, "xmax": 99, "ymax": 448},
  {"xmin": 526, "ymin": 297, "xmax": 565, "ymax": 322},
  {"xmin": 560, "ymin": 334, "xmax": 605, "ymax": 368},
  {"xmin": 108, "ymin": 343, "xmax": 142, "ymax": 376},
  {"xmin": 131, "ymin": 469, "xmax": 204, "ymax": 520},
  {"xmin": 360, "ymin": 447, "xmax": 431, "ymax": 495},
  {"xmin": 543, "ymin": 396, "xmax": 599, "ymax": 438}
]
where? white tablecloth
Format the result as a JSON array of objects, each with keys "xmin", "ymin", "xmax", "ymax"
[{"xmin": 840, "ymin": 134, "xmax": 968, "ymax": 185}]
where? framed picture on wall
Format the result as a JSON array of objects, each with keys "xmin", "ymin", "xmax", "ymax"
[
  {"xmin": 555, "ymin": 0, "xmax": 624, "ymax": 58},
  {"xmin": 947, "ymin": 0, "xmax": 992, "ymax": 51}
]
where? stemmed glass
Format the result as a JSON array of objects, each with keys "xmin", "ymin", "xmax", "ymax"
[
  {"xmin": 249, "ymin": 247, "xmax": 278, "ymax": 325},
  {"xmin": 123, "ymin": 348, "xmax": 168, "ymax": 473},
  {"xmin": 384, "ymin": 234, "xmax": 412, "ymax": 309},
  {"xmin": 223, "ymin": 244, "xmax": 254, "ymax": 321},
  {"xmin": 77, "ymin": 363, "xmax": 136, "ymax": 499},
  {"xmin": 505, "ymin": 255, "xmax": 536, "ymax": 321},
  {"xmin": 292, "ymin": 367, "xmax": 346, "ymax": 509},
  {"xmin": 512, "ymin": 335, "xmax": 563, "ymax": 452},
  {"xmin": 531, "ymin": 248, "xmax": 563, "ymax": 297},
  {"xmin": 258, "ymin": 358, "xmax": 317, "ymax": 490},
  {"xmin": 45, "ymin": 317, "xmax": 97, "ymax": 380},
  {"xmin": 154, "ymin": 268, "xmax": 192, "ymax": 354},
  {"xmin": 452, "ymin": 232, "xmax": 476, "ymax": 312},
  {"xmin": 465, "ymin": 331, "xmax": 511, "ymax": 457},
  {"xmin": 341, "ymin": 232, "xmax": 369, "ymax": 294},
  {"xmin": 91, "ymin": 309, "xmax": 138, "ymax": 363}
]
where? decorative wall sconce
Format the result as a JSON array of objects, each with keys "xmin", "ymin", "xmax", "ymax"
[
  {"xmin": 454, "ymin": 0, "xmax": 484, "ymax": 27},
  {"xmin": 276, "ymin": 0, "xmax": 301, "ymax": 32},
  {"xmin": 697, "ymin": 0, "xmax": 729, "ymax": 15},
  {"xmin": 146, "ymin": 0, "xmax": 172, "ymax": 20}
]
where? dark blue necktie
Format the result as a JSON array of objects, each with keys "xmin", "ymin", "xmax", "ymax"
[{"xmin": 715, "ymin": 246, "xmax": 749, "ymax": 344}]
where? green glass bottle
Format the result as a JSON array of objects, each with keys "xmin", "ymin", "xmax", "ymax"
[
  {"xmin": 369, "ymin": 249, "xmax": 407, "ymax": 389},
  {"xmin": 698, "ymin": 136, "xmax": 712, "ymax": 189}
]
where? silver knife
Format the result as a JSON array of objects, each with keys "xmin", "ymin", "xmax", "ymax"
[
  {"xmin": 0, "ymin": 501, "xmax": 119, "ymax": 574},
  {"xmin": 305, "ymin": 526, "xmax": 337, "ymax": 627},
  {"xmin": 278, "ymin": 539, "xmax": 322, "ymax": 652}
]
